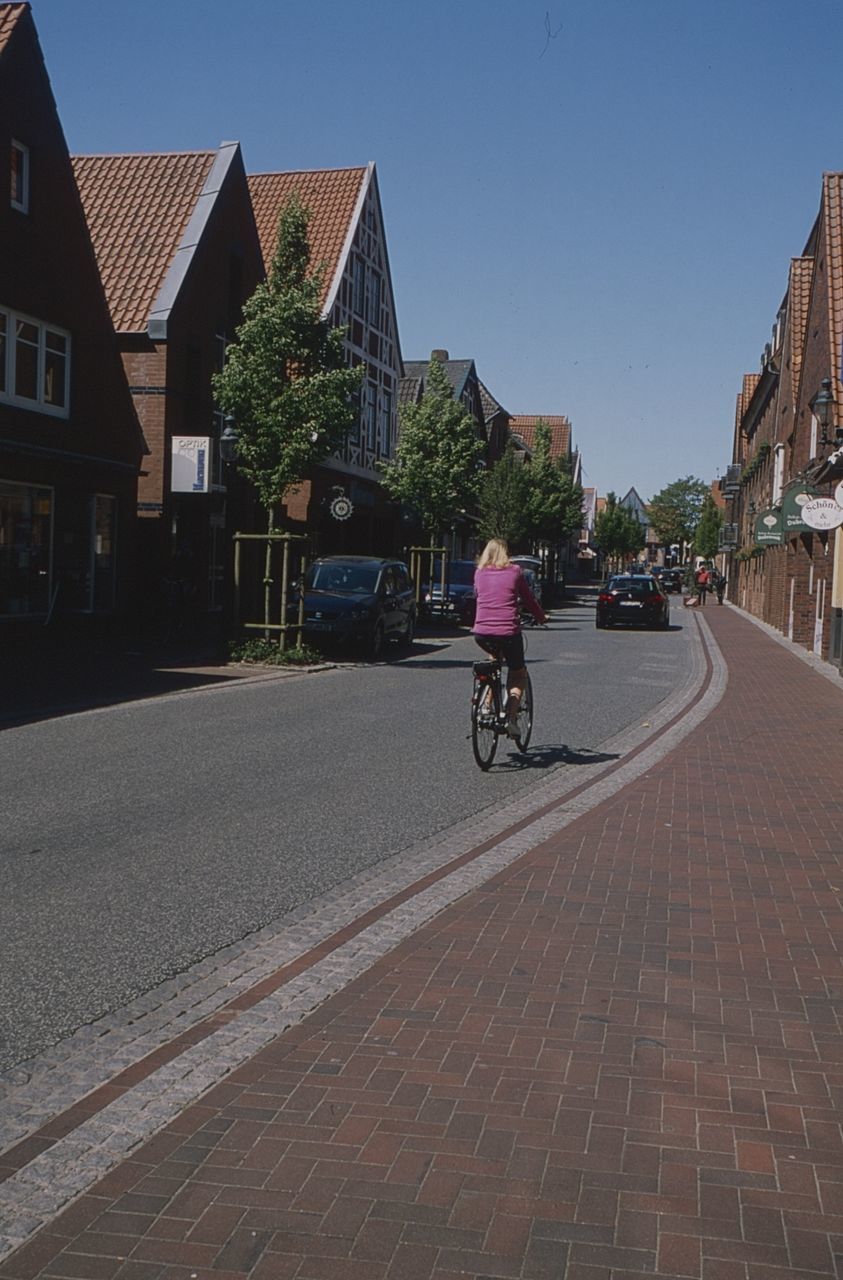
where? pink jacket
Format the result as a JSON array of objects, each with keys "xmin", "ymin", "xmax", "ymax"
[{"xmin": 472, "ymin": 565, "xmax": 544, "ymax": 635}]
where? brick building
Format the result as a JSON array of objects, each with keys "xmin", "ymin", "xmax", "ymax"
[
  {"xmin": 249, "ymin": 164, "xmax": 404, "ymax": 555},
  {"xmin": 0, "ymin": 2, "xmax": 142, "ymax": 634},
  {"xmin": 73, "ymin": 143, "xmax": 264, "ymax": 624},
  {"xmin": 725, "ymin": 174, "xmax": 843, "ymax": 666}
]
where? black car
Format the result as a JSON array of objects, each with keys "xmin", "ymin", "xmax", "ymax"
[
  {"xmin": 292, "ymin": 556, "xmax": 416, "ymax": 659},
  {"xmin": 421, "ymin": 559, "xmax": 477, "ymax": 623},
  {"xmin": 596, "ymin": 574, "xmax": 670, "ymax": 629},
  {"xmin": 653, "ymin": 566, "xmax": 684, "ymax": 593}
]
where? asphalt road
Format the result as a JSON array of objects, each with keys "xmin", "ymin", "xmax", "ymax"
[{"xmin": 1, "ymin": 592, "xmax": 697, "ymax": 1068}]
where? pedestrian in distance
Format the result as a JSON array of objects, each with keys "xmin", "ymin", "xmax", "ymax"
[
  {"xmin": 695, "ymin": 564, "xmax": 710, "ymax": 606},
  {"xmin": 715, "ymin": 572, "xmax": 727, "ymax": 605},
  {"xmin": 472, "ymin": 539, "xmax": 547, "ymax": 737}
]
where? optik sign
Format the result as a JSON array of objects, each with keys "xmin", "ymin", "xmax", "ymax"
[{"xmin": 171, "ymin": 437, "xmax": 211, "ymax": 493}]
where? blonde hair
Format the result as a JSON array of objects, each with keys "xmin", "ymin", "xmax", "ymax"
[{"xmin": 477, "ymin": 538, "xmax": 511, "ymax": 570}]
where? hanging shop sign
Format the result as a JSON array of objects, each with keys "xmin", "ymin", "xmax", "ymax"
[
  {"xmin": 329, "ymin": 492, "xmax": 353, "ymax": 521},
  {"xmin": 800, "ymin": 497, "xmax": 843, "ymax": 530},
  {"xmin": 753, "ymin": 509, "xmax": 784, "ymax": 545},
  {"xmin": 171, "ymin": 437, "xmax": 211, "ymax": 493},
  {"xmin": 780, "ymin": 483, "xmax": 821, "ymax": 533},
  {"xmin": 835, "ymin": 479, "xmax": 843, "ymax": 507}
]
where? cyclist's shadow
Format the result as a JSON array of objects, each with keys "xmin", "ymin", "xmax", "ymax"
[{"xmin": 492, "ymin": 744, "xmax": 621, "ymax": 771}]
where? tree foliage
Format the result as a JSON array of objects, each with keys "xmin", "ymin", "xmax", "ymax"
[
  {"xmin": 523, "ymin": 421, "xmax": 584, "ymax": 549},
  {"xmin": 694, "ymin": 492, "xmax": 723, "ymax": 560},
  {"xmin": 593, "ymin": 491, "xmax": 646, "ymax": 567},
  {"xmin": 380, "ymin": 354, "xmax": 486, "ymax": 541},
  {"xmin": 212, "ymin": 193, "xmax": 362, "ymax": 520},
  {"xmin": 647, "ymin": 475, "xmax": 709, "ymax": 549},
  {"xmin": 478, "ymin": 442, "xmax": 531, "ymax": 545}
]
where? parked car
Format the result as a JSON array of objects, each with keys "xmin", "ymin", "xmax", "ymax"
[
  {"xmin": 290, "ymin": 556, "xmax": 416, "ymax": 659},
  {"xmin": 421, "ymin": 559, "xmax": 477, "ymax": 623},
  {"xmin": 511, "ymin": 555, "xmax": 547, "ymax": 605},
  {"xmin": 595, "ymin": 574, "xmax": 670, "ymax": 629}
]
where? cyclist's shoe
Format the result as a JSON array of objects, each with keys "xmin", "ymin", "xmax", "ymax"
[{"xmin": 506, "ymin": 718, "xmax": 521, "ymax": 739}]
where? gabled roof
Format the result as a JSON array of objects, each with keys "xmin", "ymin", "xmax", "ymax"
[
  {"xmin": 820, "ymin": 173, "xmax": 843, "ymax": 413},
  {"xmin": 402, "ymin": 358, "xmax": 476, "ymax": 403},
  {"xmin": 0, "ymin": 1, "xmax": 26, "ymax": 53},
  {"xmin": 787, "ymin": 256, "xmax": 813, "ymax": 403},
  {"xmin": 73, "ymin": 149, "xmax": 219, "ymax": 332},
  {"xmin": 508, "ymin": 415, "xmax": 571, "ymax": 460},
  {"xmin": 249, "ymin": 166, "xmax": 368, "ymax": 310},
  {"xmin": 477, "ymin": 378, "xmax": 508, "ymax": 423}
]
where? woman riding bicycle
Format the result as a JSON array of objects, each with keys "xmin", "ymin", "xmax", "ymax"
[{"xmin": 473, "ymin": 539, "xmax": 547, "ymax": 737}]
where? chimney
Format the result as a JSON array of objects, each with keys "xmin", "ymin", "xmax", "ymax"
[{"xmin": 430, "ymin": 349, "xmax": 449, "ymax": 362}]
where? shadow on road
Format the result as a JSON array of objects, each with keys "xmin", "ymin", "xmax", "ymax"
[{"xmin": 489, "ymin": 743, "xmax": 622, "ymax": 771}]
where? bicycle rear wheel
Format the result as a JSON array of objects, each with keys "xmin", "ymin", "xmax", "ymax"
[
  {"xmin": 471, "ymin": 676, "xmax": 499, "ymax": 770},
  {"xmin": 515, "ymin": 672, "xmax": 533, "ymax": 753}
]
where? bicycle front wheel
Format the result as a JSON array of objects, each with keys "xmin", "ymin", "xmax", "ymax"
[
  {"xmin": 515, "ymin": 672, "xmax": 533, "ymax": 753},
  {"xmin": 471, "ymin": 677, "xmax": 499, "ymax": 770}
]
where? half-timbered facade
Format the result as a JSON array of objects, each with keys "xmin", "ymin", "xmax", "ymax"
[{"xmin": 249, "ymin": 163, "xmax": 404, "ymax": 554}]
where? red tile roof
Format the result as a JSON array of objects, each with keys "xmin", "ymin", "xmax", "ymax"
[
  {"xmin": 787, "ymin": 256, "xmax": 813, "ymax": 404},
  {"xmin": 248, "ymin": 167, "xmax": 367, "ymax": 307},
  {"xmin": 0, "ymin": 2, "xmax": 27, "ymax": 54},
  {"xmin": 821, "ymin": 173, "xmax": 843, "ymax": 414},
  {"xmin": 72, "ymin": 151, "xmax": 216, "ymax": 332},
  {"xmin": 508, "ymin": 415, "xmax": 571, "ymax": 460}
]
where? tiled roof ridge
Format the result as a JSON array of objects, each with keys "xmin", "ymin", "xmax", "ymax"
[
  {"xmin": 74, "ymin": 148, "xmax": 216, "ymax": 160},
  {"xmin": 251, "ymin": 164, "xmax": 368, "ymax": 177}
]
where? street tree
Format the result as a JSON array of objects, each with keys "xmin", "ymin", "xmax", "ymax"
[
  {"xmin": 523, "ymin": 420, "xmax": 585, "ymax": 580},
  {"xmin": 380, "ymin": 353, "xmax": 485, "ymax": 543},
  {"xmin": 594, "ymin": 491, "xmax": 645, "ymax": 572},
  {"xmin": 694, "ymin": 491, "xmax": 723, "ymax": 561},
  {"xmin": 648, "ymin": 475, "xmax": 709, "ymax": 552},
  {"xmin": 478, "ymin": 442, "xmax": 531, "ymax": 545},
  {"xmin": 212, "ymin": 193, "xmax": 362, "ymax": 531}
]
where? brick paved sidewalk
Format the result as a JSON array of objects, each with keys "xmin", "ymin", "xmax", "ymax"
[{"xmin": 2, "ymin": 606, "xmax": 843, "ymax": 1279}]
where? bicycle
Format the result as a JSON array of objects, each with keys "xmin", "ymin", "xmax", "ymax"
[{"xmin": 470, "ymin": 657, "xmax": 533, "ymax": 770}]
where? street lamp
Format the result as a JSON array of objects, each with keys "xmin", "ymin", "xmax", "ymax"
[
  {"xmin": 810, "ymin": 378, "xmax": 837, "ymax": 447},
  {"xmin": 219, "ymin": 415, "xmax": 239, "ymax": 465}
]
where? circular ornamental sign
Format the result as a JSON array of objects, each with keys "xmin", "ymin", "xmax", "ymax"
[
  {"xmin": 800, "ymin": 497, "xmax": 843, "ymax": 530},
  {"xmin": 330, "ymin": 494, "xmax": 353, "ymax": 521}
]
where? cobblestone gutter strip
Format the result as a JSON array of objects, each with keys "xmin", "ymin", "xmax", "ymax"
[{"xmin": 0, "ymin": 617, "xmax": 724, "ymax": 1258}]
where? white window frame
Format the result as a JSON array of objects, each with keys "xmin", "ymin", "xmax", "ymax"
[
  {"xmin": 0, "ymin": 305, "xmax": 70, "ymax": 417},
  {"xmin": 11, "ymin": 140, "xmax": 29, "ymax": 213}
]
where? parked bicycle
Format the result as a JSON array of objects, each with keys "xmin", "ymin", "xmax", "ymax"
[{"xmin": 470, "ymin": 656, "xmax": 533, "ymax": 770}]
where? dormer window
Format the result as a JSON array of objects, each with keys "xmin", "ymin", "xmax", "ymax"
[{"xmin": 11, "ymin": 140, "xmax": 29, "ymax": 212}]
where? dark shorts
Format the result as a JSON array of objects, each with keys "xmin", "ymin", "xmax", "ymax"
[{"xmin": 474, "ymin": 632, "xmax": 526, "ymax": 671}]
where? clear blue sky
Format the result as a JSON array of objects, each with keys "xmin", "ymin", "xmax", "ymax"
[{"xmin": 28, "ymin": 0, "xmax": 843, "ymax": 500}]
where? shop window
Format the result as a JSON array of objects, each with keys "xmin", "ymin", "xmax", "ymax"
[
  {"xmin": 0, "ymin": 480, "xmax": 52, "ymax": 616},
  {"xmin": 11, "ymin": 140, "xmax": 28, "ymax": 212}
]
